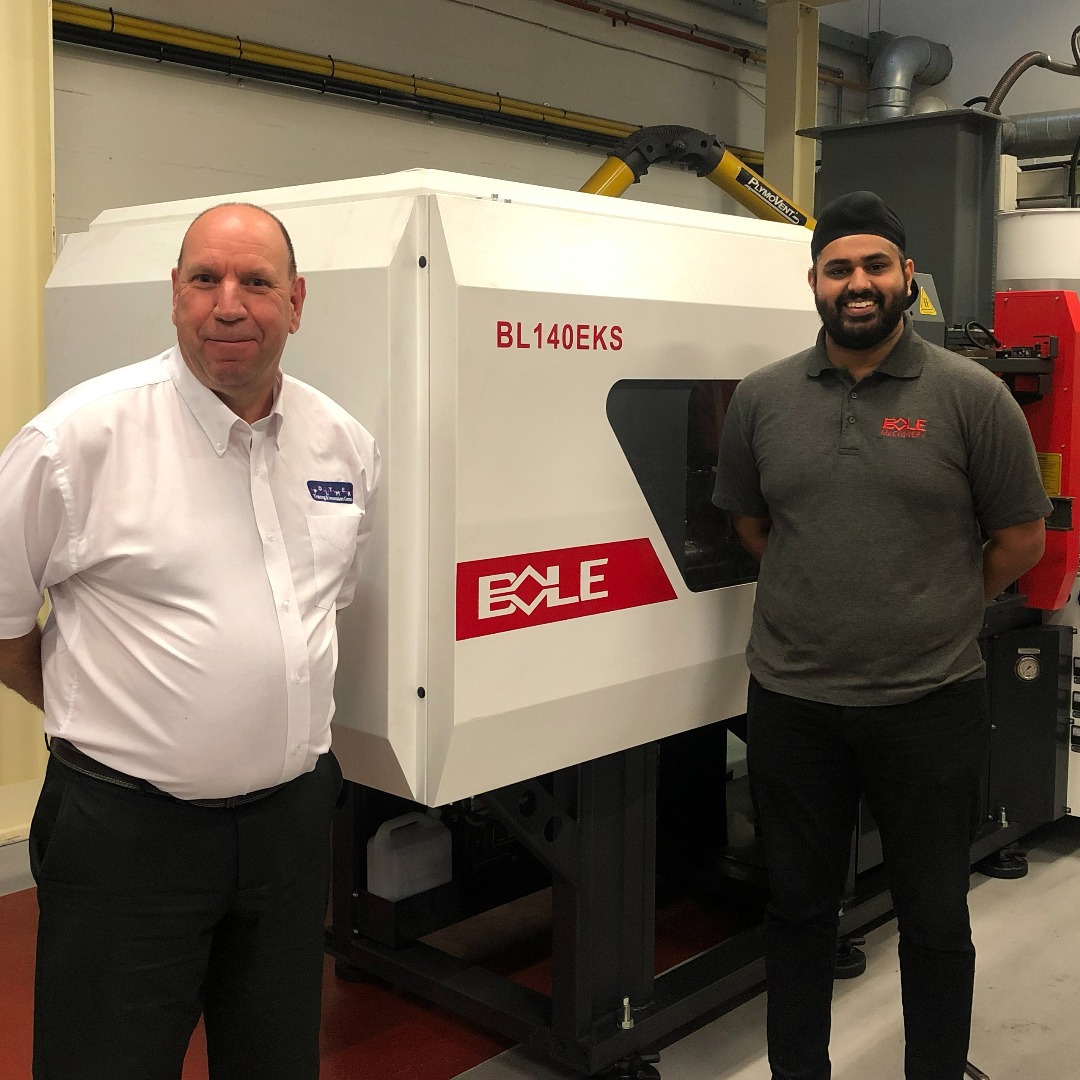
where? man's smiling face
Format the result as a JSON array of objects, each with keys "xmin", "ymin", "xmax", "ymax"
[
  {"xmin": 809, "ymin": 233, "xmax": 914, "ymax": 351},
  {"xmin": 172, "ymin": 205, "xmax": 305, "ymax": 419}
]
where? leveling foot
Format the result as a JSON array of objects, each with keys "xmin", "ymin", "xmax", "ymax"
[
  {"xmin": 605, "ymin": 1052, "xmax": 661, "ymax": 1080},
  {"xmin": 835, "ymin": 935, "xmax": 867, "ymax": 979},
  {"xmin": 978, "ymin": 843, "xmax": 1028, "ymax": 880}
]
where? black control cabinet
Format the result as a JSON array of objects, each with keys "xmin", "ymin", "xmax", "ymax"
[{"xmin": 984, "ymin": 622, "xmax": 1071, "ymax": 835}]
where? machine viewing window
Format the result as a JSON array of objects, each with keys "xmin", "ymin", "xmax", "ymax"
[{"xmin": 606, "ymin": 379, "xmax": 758, "ymax": 593}]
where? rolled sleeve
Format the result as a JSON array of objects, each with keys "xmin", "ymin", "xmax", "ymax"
[
  {"xmin": 969, "ymin": 383, "xmax": 1053, "ymax": 532},
  {"xmin": 0, "ymin": 426, "xmax": 74, "ymax": 637}
]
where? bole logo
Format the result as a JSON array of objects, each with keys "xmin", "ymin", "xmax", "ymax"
[
  {"xmin": 456, "ymin": 539, "xmax": 676, "ymax": 640},
  {"xmin": 881, "ymin": 417, "xmax": 927, "ymax": 438},
  {"xmin": 479, "ymin": 561, "xmax": 609, "ymax": 619}
]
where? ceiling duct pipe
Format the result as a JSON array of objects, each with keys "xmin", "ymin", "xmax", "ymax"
[
  {"xmin": 1000, "ymin": 109, "xmax": 1080, "ymax": 158},
  {"xmin": 867, "ymin": 36, "xmax": 952, "ymax": 120}
]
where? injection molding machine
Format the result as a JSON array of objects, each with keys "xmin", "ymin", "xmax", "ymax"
[{"xmin": 44, "ymin": 167, "xmax": 1078, "ymax": 1078}]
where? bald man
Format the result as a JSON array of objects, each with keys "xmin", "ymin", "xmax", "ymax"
[{"xmin": 0, "ymin": 203, "xmax": 380, "ymax": 1079}]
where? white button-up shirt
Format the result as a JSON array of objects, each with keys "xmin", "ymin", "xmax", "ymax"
[{"xmin": 0, "ymin": 347, "xmax": 379, "ymax": 799}]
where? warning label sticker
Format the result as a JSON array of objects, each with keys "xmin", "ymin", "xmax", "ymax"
[
  {"xmin": 1038, "ymin": 453, "xmax": 1062, "ymax": 496},
  {"xmin": 918, "ymin": 290, "xmax": 938, "ymax": 316}
]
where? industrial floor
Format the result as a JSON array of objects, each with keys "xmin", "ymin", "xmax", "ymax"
[{"xmin": 2, "ymin": 818, "xmax": 1078, "ymax": 1080}]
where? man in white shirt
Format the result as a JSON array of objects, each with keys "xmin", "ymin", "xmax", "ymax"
[{"xmin": 0, "ymin": 203, "xmax": 380, "ymax": 1079}]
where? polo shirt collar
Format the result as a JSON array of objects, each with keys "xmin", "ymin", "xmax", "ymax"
[
  {"xmin": 805, "ymin": 318, "xmax": 924, "ymax": 380},
  {"xmin": 168, "ymin": 346, "xmax": 284, "ymax": 456}
]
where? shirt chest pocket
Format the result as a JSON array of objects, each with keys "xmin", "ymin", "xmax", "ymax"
[{"xmin": 307, "ymin": 510, "xmax": 363, "ymax": 610}]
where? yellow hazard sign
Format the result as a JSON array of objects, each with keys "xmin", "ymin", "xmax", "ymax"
[
  {"xmin": 1038, "ymin": 453, "xmax": 1062, "ymax": 496},
  {"xmin": 918, "ymin": 291, "xmax": 938, "ymax": 316}
]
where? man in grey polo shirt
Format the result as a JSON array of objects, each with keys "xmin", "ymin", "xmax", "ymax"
[{"xmin": 714, "ymin": 191, "xmax": 1050, "ymax": 1080}]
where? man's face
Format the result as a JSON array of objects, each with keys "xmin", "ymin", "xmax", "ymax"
[
  {"xmin": 809, "ymin": 234, "xmax": 914, "ymax": 350},
  {"xmin": 172, "ymin": 206, "xmax": 305, "ymax": 415}
]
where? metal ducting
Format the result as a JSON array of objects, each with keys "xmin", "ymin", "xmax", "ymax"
[
  {"xmin": 867, "ymin": 36, "xmax": 953, "ymax": 120},
  {"xmin": 1001, "ymin": 109, "xmax": 1080, "ymax": 158}
]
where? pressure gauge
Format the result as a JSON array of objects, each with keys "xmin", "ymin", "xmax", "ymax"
[{"xmin": 1015, "ymin": 656, "xmax": 1040, "ymax": 682}]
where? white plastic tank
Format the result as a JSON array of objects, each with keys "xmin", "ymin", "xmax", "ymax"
[
  {"xmin": 366, "ymin": 812, "xmax": 453, "ymax": 902},
  {"xmin": 998, "ymin": 208, "xmax": 1080, "ymax": 292}
]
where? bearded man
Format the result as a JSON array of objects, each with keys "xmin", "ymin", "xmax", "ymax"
[{"xmin": 714, "ymin": 191, "xmax": 1049, "ymax": 1080}]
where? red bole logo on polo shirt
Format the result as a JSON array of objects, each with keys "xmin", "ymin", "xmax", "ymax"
[{"xmin": 881, "ymin": 417, "xmax": 927, "ymax": 438}]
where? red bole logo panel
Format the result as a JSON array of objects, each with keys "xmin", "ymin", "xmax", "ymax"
[{"xmin": 456, "ymin": 538, "xmax": 676, "ymax": 640}]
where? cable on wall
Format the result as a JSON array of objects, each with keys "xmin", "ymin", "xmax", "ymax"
[
  {"xmin": 53, "ymin": 2, "xmax": 773, "ymax": 164},
  {"xmin": 542, "ymin": 0, "xmax": 862, "ymax": 92}
]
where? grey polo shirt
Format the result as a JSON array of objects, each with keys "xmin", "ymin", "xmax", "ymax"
[{"xmin": 714, "ymin": 320, "xmax": 1052, "ymax": 706}]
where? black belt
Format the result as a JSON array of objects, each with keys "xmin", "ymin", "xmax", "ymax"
[{"xmin": 48, "ymin": 737, "xmax": 288, "ymax": 809}]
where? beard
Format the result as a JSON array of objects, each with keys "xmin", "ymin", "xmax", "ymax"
[{"xmin": 815, "ymin": 282, "xmax": 909, "ymax": 350}]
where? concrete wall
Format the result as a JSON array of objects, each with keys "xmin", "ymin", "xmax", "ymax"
[{"xmin": 54, "ymin": 0, "xmax": 866, "ymax": 234}]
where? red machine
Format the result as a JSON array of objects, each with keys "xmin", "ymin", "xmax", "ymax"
[{"xmin": 993, "ymin": 290, "xmax": 1080, "ymax": 611}]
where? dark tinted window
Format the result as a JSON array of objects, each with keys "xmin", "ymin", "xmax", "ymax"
[{"xmin": 607, "ymin": 379, "xmax": 758, "ymax": 592}]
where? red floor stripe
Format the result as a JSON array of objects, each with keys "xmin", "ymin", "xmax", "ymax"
[{"xmin": 0, "ymin": 888, "xmax": 37, "ymax": 1073}]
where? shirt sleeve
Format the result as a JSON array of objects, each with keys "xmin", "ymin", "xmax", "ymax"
[
  {"xmin": 0, "ymin": 425, "xmax": 74, "ymax": 638},
  {"xmin": 968, "ymin": 381, "xmax": 1053, "ymax": 532},
  {"xmin": 713, "ymin": 382, "xmax": 769, "ymax": 518},
  {"xmin": 336, "ymin": 438, "xmax": 381, "ymax": 610}
]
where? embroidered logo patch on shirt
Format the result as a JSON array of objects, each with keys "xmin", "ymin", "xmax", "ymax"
[
  {"xmin": 307, "ymin": 480, "xmax": 354, "ymax": 504},
  {"xmin": 880, "ymin": 417, "xmax": 927, "ymax": 438}
]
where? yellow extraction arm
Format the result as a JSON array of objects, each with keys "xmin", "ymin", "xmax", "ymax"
[{"xmin": 581, "ymin": 126, "xmax": 816, "ymax": 231}]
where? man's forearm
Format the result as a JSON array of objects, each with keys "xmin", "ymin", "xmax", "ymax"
[
  {"xmin": 983, "ymin": 522, "xmax": 1046, "ymax": 601},
  {"xmin": 0, "ymin": 625, "xmax": 44, "ymax": 710},
  {"xmin": 732, "ymin": 513, "xmax": 772, "ymax": 562}
]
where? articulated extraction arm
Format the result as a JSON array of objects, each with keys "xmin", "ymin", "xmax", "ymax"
[{"xmin": 581, "ymin": 125, "xmax": 816, "ymax": 231}]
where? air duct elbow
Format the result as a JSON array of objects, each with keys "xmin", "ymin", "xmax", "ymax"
[{"xmin": 868, "ymin": 36, "xmax": 953, "ymax": 121}]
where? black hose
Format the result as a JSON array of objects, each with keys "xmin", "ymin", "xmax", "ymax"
[
  {"xmin": 1043, "ymin": 57, "xmax": 1080, "ymax": 75},
  {"xmin": 964, "ymin": 322, "xmax": 1001, "ymax": 351},
  {"xmin": 985, "ymin": 52, "xmax": 1052, "ymax": 114},
  {"xmin": 985, "ymin": 29, "xmax": 1080, "ymax": 114},
  {"xmin": 963, "ymin": 95, "xmax": 989, "ymax": 108}
]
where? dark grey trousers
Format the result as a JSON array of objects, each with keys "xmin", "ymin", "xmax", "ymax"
[
  {"xmin": 30, "ymin": 749, "xmax": 342, "ymax": 1080},
  {"xmin": 746, "ymin": 676, "xmax": 989, "ymax": 1080}
]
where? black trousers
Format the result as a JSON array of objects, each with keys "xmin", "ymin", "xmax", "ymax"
[
  {"xmin": 30, "ymin": 750, "xmax": 343, "ymax": 1080},
  {"xmin": 746, "ymin": 676, "xmax": 989, "ymax": 1080}
]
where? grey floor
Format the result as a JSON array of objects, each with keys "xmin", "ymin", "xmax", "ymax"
[{"xmin": 461, "ymin": 819, "xmax": 1080, "ymax": 1080}]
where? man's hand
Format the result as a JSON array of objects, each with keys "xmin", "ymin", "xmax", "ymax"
[
  {"xmin": 0, "ymin": 625, "xmax": 44, "ymax": 710},
  {"xmin": 732, "ymin": 513, "xmax": 772, "ymax": 562},
  {"xmin": 983, "ymin": 518, "xmax": 1046, "ymax": 601}
]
